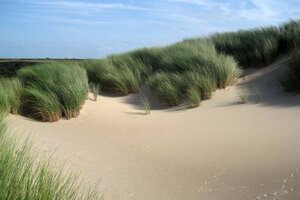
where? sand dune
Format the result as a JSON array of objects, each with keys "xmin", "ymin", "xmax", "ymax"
[{"xmin": 7, "ymin": 57, "xmax": 300, "ymax": 200}]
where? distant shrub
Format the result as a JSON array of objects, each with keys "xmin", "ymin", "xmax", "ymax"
[
  {"xmin": 281, "ymin": 50, "xmax": 300, "ymax": 92},
  {"xmin": 18, "ymin": 63, "xmax": 88, "ymax": 122}
]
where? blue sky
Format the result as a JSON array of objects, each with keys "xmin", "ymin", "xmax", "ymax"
[{"xmin": 0, "ymin": 0, "xmax": 299, "ymax": 58}]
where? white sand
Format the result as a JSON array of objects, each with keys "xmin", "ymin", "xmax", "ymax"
[{"xmin": 7, "ymin": 57, "xmax": 300, "ymax": 200}]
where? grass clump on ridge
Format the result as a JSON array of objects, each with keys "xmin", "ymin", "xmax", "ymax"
[
  {"xmin": 148, "ymin": 72, "xmax": 185, "ymax": 106},
  {"xmin": 183, "ymin": 72, "xmax": 217, "ymax": 100},
  {"xmin": 281, "ymin": 50, "xmax": 300, "ymax": 92},
  {"xmin": 210, "ymin": 27, "xmax": 281, "ymax": 67},
  {"xmin": 129, "ymin": 47, "xmax": 164, "ymax": 73},
  {"xmin": 147, "ymin": 40, "xmax": 239, "ymax": 106},
  {"xmin": 18, "ymin": 62, "xmax": 89, "ymax": 122},
  {"xmin": 148, "ymin": 71, "xmax": 218, "ymax": 107},
  {"xmin": 81, "ymin": 55, "xmax": 149, "ymax": 95},
  {"xmin": 138, "ymin": 39, "xmax": 240, "ymax": 90},
  {"xmin": 82, "ymin": 39, "xmax": 240, "ymax": 107},
  {"xmin": 0, "ymin": 78, "xmax": 22, "ymax": 115},
  {"xmin": 279, "ymin": 19, "xmax": 300, "ymax": 52},
  {"xmin": 185, "ymin": 87, "xmax": 202, "ymax": 108},
  {"xmin": 210, "ymin": 20, "xmax": 300, "ymax": 68},
  {"xmin": 0, "ymin": 114, "xmax": 100, "ymax": 200}
]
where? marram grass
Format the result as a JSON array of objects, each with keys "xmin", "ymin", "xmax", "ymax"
[
  {"xmin": 186, "ymin": 87, "xmax": 201, "ymax": 108},
  {"xmin": 281, "ymin": 50, "xmax": 300, "ymax": 92},
  {"xmin": 4, "ymin": 19, "xmax": 295, "ymax": 113},
  {"xmin": 148, "ymin": 72, "xmax": 185, "ymax": 106},
  {"xmin": 18, "ymin": 62, "xmax": 89, "ymax": 122},
  {"xmin": 90, "ymin": 83, "xmax": 101, "ymax": 101},
  {"xmin": 0, "ymin": 115, "xmax": 100, "ymax": 200},
  {"xmin": 279, "ymin": 19, "xmax": 300, "ymax": 52},
  {"xmin": 141, "ymin": 96, "xmax": 151, "ymax": 115},
  {"xmin": 0, "ymin": 78, "xmax": 22, "ymax": 115},
  {"xmin": 22, "ymin": 88, "xmax": 61, "ymax": 122},
  {"xmin": 210, "ymin": 27, "xmax": 281, "ymax": 67}
]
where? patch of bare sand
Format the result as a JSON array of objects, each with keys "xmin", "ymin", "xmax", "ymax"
[{"xmin": 6, "ymin": 57, "xmax": 300, "ymax": 200}]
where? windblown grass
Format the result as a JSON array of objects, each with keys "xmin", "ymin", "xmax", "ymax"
[
  {"xmin": 129, "ymin": 47, "xmax": 164, "ymax": 73},
  {"xmin": 81, "ymin": 55, "xmax": 147, "ymax": 95},
  {"xmin": 90, "ymin": 83, "xmax": 101, "ymax": 101},
  {"xmin": 0, "ymin": 78, "xmax": 22, "ymax": 115},
  {"xmin": 254, "ymin": 86, "xmax": 261, "ymax": 103},
  {"xmin": 279, "ymin": 19, "xmax": 300, "ymax": 52},
  {"xmin": 83, "ymin": 39, "xmax": 239, "ymax": 107},
  {"xmin": 141, "ymin": 96, "xmax": 151, "ymax": 115},
  {"xmin": 18, "ymin": 62, "xmax": 89, "ymax": 122},
  {"xmin": 183, "ymin": 72, "xmax": 216, "ymax": 100},
  {"xmin": 281, "ymin": 50, "xmax": 300, "ymax": 92},
  {"xmin": 238, "ymin": 91, "xmax": 249, "ymax": 104},
  {"xmin": 186, "ymin": 87, "xmax": 201, "ymax": 108},
  {"xmin": 0, "ymin": 114, "xmax": 100, "ymax": 200},
  {"xmin": 210, "ymin": 27, "xmax": 281, "ymax": 67},
  {"xmin": 210, "ymin": 19, "xmax": 300, "ymax": 68},
  {"xmin": 22, "ymin": 88, "xmax": 61, "ymax": 122},
  {"xmin": 146, "ymin": 40, "xmax": 239, "ymax": 106},
  {"xmin": 148, "ymin": 72, "xmax": 185, "ymax": 106},
  {"xmin": 81, "ymin": 20, "xmax": 300, "ymax": 107}
]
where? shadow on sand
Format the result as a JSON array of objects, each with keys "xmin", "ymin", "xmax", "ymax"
[{"xmin": 235, "ymin": 56, "xmax": 300, "ymax": 107}]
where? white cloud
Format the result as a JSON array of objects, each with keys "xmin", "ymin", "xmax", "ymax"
[
  {"xmin": 168, "ymin": 0, "xmax": 300, "ymax": 26},
  {"xmin": 168, "ymin": 0, "xmax": 231, "ymax": 14},
  {"xmin": 27, "ymin": 0, "xmax": 146, "ymax": 11},
  {"xmin": 238, "ymin": 0, "xmax": 281, "ymax": 22}
]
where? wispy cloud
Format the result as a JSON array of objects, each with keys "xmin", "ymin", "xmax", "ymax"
[
  {"xmin": 168, "ymin": 0, "xmax": 300, "ymax": 24},
  {"xmin": 27, "ymin": 0, "xmax": 147, "ymax": 11},
  {"xmin": 238, "ymin": 0, "xmax": 282, "ymax": 22},
  {"xmin": 168, "ymin": 0, "xmax": 231, "ymax": 14},
  {"xmin": 1, "ymin": 0, "xmax": 300, "ymax": 58}
]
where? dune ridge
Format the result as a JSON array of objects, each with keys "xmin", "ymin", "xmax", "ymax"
[{"xmin": 7, "ymin": 57, "xmax": 300, "ymax": 200}]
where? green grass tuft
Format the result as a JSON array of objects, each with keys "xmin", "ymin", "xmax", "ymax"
[
  {"xmin": 210, "ymin": 27, "xmax": 281, "ymax": 67},
  {"xmin": 18, "ymin": 62, "xmax": 89, "ymax": 121},
  {"xmin": 141, "ymin": 96, "xmax": 151, "ymax": 115},
  {"xmin": 0, "ymin": 78, "xmax": 22, "ymax": 115},
  {"xmin": 238, "ymin": 91, "xmax": 249, "ymax": 104},
  {"xmin": 0, "ymin": 115, "xmax": 100, "ymax": 200},
  {"xmin": 279, "ymin": 19, "xmax": 300, "ymax": 52},
  {"xmin": 90, "ymin": 83, "xmax": 101, "ymax": 101},
  {"xmin": 281, "ymin": 50, "xmax": 300, "ymax": 92},
  {"xmin": 148, "ymin": 72, "xmax": 185, "ymax": 106},
  {"xmin": 186, "ymin": 87, "xmax": 201, "ymax": 108}
]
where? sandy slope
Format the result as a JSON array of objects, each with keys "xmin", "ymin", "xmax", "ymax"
[{"xmin": 6, "ymin": 57, "xmax": 300, "ymax": 200}]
